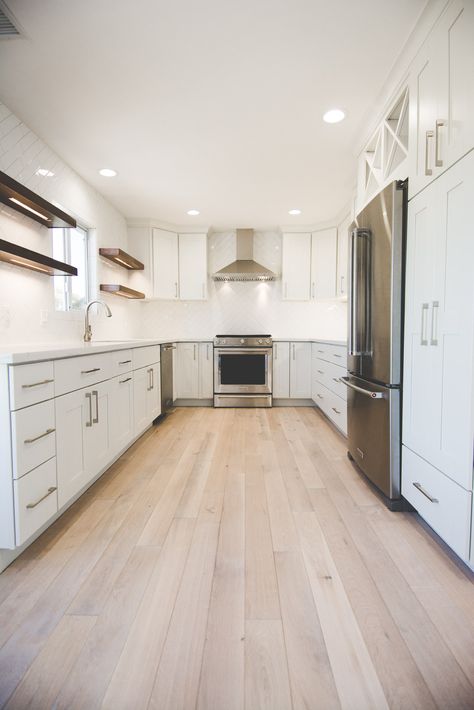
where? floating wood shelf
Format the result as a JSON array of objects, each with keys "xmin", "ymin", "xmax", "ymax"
[
  {"xmin": 100, "ymin": 284, "xmax": 145, "ymax": 299},
  {"xmin": 99, "ymin": 248, "xmax": 144, "ymax": 270},
  {"xmin": 0, "ymin": 238, "xmax": 78, "ymax": 276},
  {"xmin": 0, "ymin": 170, "xmax": 77, "ymax": 228}
]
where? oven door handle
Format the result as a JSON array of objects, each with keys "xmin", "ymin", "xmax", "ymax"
[{"xmin": 214, "ymin": 348, "xmax": 272, "ymax": 356}]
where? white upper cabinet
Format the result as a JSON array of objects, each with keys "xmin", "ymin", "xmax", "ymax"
[
  {"xmin": 336, "ymin": 215, "xmax": 351, "ymax": 299},
  {"xmin": 178, "ymin": 234, "xmax": 208, "ymax": 300},
  {"xmin": 408, "ymin": 0, "xmax": 474, "ymax": 197},
  {"xmin": 311, "ymin": 228, "xmax": 337, "ymax": 299},
  {"xmin": 282, "ymin": 233, "xmax": 311, "ymax": 300},
  {"xmin": 403, "ymin": 150, "xmax": 474, "ymax": 492},
  {"xmin": 152, "ymin": 229, "xmax": 179, "ymax": 299}
]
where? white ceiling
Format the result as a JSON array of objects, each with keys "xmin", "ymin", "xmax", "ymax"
[{"xmin": 0, "ymin": 0, "xmax": 427, "ymax": 230}]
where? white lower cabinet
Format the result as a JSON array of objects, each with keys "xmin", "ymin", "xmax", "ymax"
[
  {"xmin": 273, "ymin": 342, "xmax": 290, "ymax": 398},
  {"xmin": 55, "ymin": 381, "xmax": 112, "ymax": 508},
  {"xmin": 14, "ymin": 458, "xmax": 58, "ymax": 547},
  {"xmin": 176, "ymin": 342, "xmax": 213, "ymax": 400},
  {"xmin": 272, "ymin": 342, "xmax": 311, "ymax": 399},
  {"xmin": 133, "ymin": 362, "xmax": 161, "ymax": 436},
  {"xmin": 109, "ymin": 373, "xmax": 134, "ymax": 456},
  {"xmin": 312, "ymin": 342, "xmax": 347, "ymax": 435}
]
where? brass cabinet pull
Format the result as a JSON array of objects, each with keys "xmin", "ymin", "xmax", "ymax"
[
  {"xmin": 413, "ymin": 481, "xmax": 438, "ymax": 503},
  {"xmin": 26, "ymin": 486, "xmax": 57, "ymax": 509},
  {"xmin": 22, "ymin": 379, "xmax": 54, "ymax": 389},
  {"xmin": 24, "ymin": 428, "xmax": 55, "ymax": 444}
]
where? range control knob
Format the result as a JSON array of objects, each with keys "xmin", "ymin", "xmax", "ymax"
[
  {"xmin": 220, "ymin": 339, "xmax": 226, "ymax": 345},
  {"xmin": 266, "ymin": 338, "xmax": 271, "ymax": 345},
  {"xmin": 258, "ymin": 338, "xmax": 263, "ymax": 344},
  {"xmin": 240, "ymin": 338, "xmax": 245, "ymax": 344}
]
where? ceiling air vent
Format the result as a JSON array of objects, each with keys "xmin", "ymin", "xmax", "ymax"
[{"xmin": 0, "ymin": 2, "xmax": 21, "ymax": 38}]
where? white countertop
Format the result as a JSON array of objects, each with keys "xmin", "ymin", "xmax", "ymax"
[{"xmin": 0, "ymin": 336, "xmax": 346, "ymax": 365}]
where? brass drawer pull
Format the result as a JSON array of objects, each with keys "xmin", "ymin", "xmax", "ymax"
[
  {"xmin": 22, "ymin": 379, "xmax": 54, "ymax": 389},
  {"xmin": 24, "ymin": 428, "xmax": 55, "ymax": 444},
  {"xmin": 26, "ymin": 486, "xmax": 57, "ymax": 509},
  {"xmin": 81, "ymin": 368, "xmax": 101, "ymax": 374}
]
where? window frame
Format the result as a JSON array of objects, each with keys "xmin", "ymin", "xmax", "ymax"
[{"xmin": 53, "ymin": 224, "xmax": 90, "ymax": 312}]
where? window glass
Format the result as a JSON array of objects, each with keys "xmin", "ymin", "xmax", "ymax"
[{"xmin": 53, "ymin": 226, "xmax": 89, "ymax": 311}]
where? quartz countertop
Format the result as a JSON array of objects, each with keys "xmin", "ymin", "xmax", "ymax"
[{"xmin": 0, "ymin": 336, "xmax": 345, "ymax": 365}]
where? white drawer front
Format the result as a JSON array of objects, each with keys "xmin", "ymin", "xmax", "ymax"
[
  {"xmin": 312, "ymin": 342, "xmax": 346, "ymax": 367},
  {"xmin": 110, "ymin": 349, "xmax": 133, "ymax": 377},
  {"xmin": 14, "ymin": 457, "xmax": 58, "ymax": 546},
  {"xmin": 11, "ymin": 400, "xmax": 56, "ymax": 479},
  {"xmin": 402, "ymin": 446, "xmax": 472, "ymax": 560},
  {"xmin": 54, "ymin": 353, "xmax": 112, "ymax": 396},
  {"xmin": 313, "ymin": 357, "xmax": 347, "ymax": 400},
  {"xmin": 9, "ymin": 362, "xmax": 55, "ymax": 411},
  {"xmin": 132, "ymin": 345, "xmax": 161, "ymax": 370},
  {"xmin": 313, "ymin": 380, "xmax": 347, "ymax": 435}
]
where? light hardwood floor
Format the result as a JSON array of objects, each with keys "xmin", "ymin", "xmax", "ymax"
[{"xmin": 1, "ymin": 406, "xmax": 474, "ymax": 709}]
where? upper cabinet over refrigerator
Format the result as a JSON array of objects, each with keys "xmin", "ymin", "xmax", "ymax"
[{"xmin": 348, "ymin": 181, "xmax": 407, "ymax": 387}]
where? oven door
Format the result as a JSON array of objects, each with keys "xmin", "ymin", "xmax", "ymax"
[{"xmin": 214, "ymin": 348, "xmax": 272, "ymax": 394}]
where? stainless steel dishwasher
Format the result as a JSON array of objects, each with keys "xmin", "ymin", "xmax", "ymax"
[{"xmin": 160, "ymin": 343, "xmax": 176, "ymax": 415}]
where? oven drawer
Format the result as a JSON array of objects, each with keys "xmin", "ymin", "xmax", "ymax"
[{"xmin": 214, "ymin": 347, "xmax": 272, "ymax": 395}]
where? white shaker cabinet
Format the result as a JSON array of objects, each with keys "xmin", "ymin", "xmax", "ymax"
[
  {"xmin": 198, "ymin": 342, "xmax": 214, "ymax": 398},
  {"xmin": 176, "ymin": 343, "xmax": 200, "ymax": 399},
  {"xmin": 310, "ymin": 228, "xmax": 337, "ymax": 299},
  {"xmin": 408, "ymin": 0, "xmax": 474, "ymax": 198},
  {"xmin": 109, "ymin": 373, "xmax": 134, "ymax": 456},
  {"xmin": 133, "ymin": 363, "xmax": 161, "ymax": 437},
  {"xmin": 152, "ymin": 228, "xmax": 179, "ymax": 299},
  {"xmin": 179, "ymin": 234, "xmax": 208, "ymax": 300},
  {"xmin": 55, "ymin": 380, "xmax": 112, "ymax": 508},
  {"xmin": 272, "ymin": 342, "xmax": 290, "ymax": 398},
  {"xmin": 289, "ymin": 342, "xmax": 312, "ymax": 398},
  {"xmin": 282, "ymin": 233, "xmax": 311, "ymax": 300}
]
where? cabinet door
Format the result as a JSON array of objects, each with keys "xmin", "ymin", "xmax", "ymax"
[
  {"xmin": 133, "ymin": 366, "xmax": 149, "ymax": 436},
  {"xmin": 336, "ymin": 216, "xmax": 351, "ymax": 298},
  {"xmin": 109, "ymin": 374, "xmax": 134, "ymax": 457},
  {"xmin": 272, "ymin": 342, "xmax": 290, "ymax": 398},
  {"xmin": 55, "ymin": 389, "xmax": 89, "ymax": 508},
  {"xmin": 84, "ymin": 381, "xmax": 112, "ymax": 481},
  {"xmin": 179, "ymin": 234, "xmax": 207, "ymax": 300},
  {"xmin": 199, "ymin": 343, "xmax": 214, "ymax": 398},
  {"xmin": 282, "ymin": 233, "xmax": 311, "ymax": 300},
  {"xmin": 289, "ymin": 342, "xmax": 312, "ymax": 398},
  {"xmin": 147, "ymin": 362, "xmax": 161, "ymax": 420},
  {"xmin": 152, "ymin": 228, "xmax": 179, "ymax": 300},
  {"xmin": 176, "ymin": 343, "xmax": 199, "ymax": 398},
  {"xmin": 438, "ymin": 0, "xmax": 474, "ymax": 168},
  {"xmin": 311, "ymin": 228, "xmax": 337, "ymax": 299}
]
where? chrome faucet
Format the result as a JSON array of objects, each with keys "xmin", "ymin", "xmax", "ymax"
[{"xmin": 83, "ymin": 300, "xmax": 112, "ymax": 342}]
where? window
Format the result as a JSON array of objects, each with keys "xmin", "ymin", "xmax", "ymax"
[{"xmin": 53, "ymin": 225, "xmax": 89, "ymax": 311}]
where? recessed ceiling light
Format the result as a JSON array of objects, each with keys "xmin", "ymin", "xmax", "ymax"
[
  {"xmin": 288, "ymin": 209, "xmax": 301, "ymax": 215},
  {"xmin": 36, "ymin": 168, "xmax": 54, "ymax": 177},
  {"xmin": 323, "ymin": 109, "xmax": 345, "ymax": 124},
  {"xmin": 99, "ymin": 168, "xmax": 117, "ymax": 177},
  {"xmin": 187, "ymin": 209, "xmax": 200, "ymax": 216}
]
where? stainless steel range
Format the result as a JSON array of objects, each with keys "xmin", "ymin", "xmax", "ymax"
[{"xmin": 214, "ymin": 334, "xmax": 272, "ymax": 407}]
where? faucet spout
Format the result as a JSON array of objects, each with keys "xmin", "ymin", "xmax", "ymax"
[{"xmin": 84, "ymin": 300, "xmax": 112, "ymax": 342}]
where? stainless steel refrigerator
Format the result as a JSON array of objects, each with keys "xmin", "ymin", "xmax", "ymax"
[{"xmin": 342, "ymin": 180, "xmax": 407, "ymax": 509}]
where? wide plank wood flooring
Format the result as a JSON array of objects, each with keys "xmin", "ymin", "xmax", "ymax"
[{"xmin": 1, "ymin": 406, "xmax": 474, "ymax": 709}]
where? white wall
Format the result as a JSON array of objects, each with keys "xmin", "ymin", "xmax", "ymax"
[
  {"xmin": 140, "ymin": 230, "xmax": 347, "ymax": 340},
  {"xmin": 0, "ymin": 101, "xmax": 142, "ymax": 346}
]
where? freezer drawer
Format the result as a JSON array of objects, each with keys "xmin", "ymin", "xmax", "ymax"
[{"xmin": 343, "ymin": 375, "xmax": 400, "ymax": 500}]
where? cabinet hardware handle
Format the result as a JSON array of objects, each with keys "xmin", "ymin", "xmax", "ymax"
[
  {"xmin": 332, "ymin": 353, "xmax": 342, "ymax": 358},
  {"xmin": 118, "ymin": 360, "xmax": 131, "ymax": 365},
  {"xmin": 421, "ymin": 303, "xmax": 429, "ymax": 345},
  {"xmin": 24, "ymin": 428, "xmax": 55, "ymax": 444},
  {"xmin": 22, "ymin": 379, "xmax": 54, "ymax": 389},
  {"xmin": 163, "ymin": 345, "xmax": 176, "ymax": 351},
  {"xmin": 147, "ymin": 368, "xmax": 152, "ymax": 391},
  {"xmin": 26, "ymin": 486, "xmax": 57, "ymax": 509},
  {"xmin": 317, "ymin": 349, "xmax": 324, "ymax": 353},
  {"xmin": 435, "ymin": 119, "xmax": 445, "ymax": 167},
  {"xmin": 430, "ymin": 300, "xmax": 439, "ymax": 346},
  {"xmin": 119, "ymin": 377, "xmax": 132, "ymax": 384},
  {"xmin": 151, "ymin": 367, "xmax": 154, "ymax": 390},
  {"xmin": 425, "ymin": 130, "xmax": 434, "ymax": 176},
  {"xmin": 317, "ymin": 394, "xmax": 324, "ymax": 399},
  {"xmin": 92, "ymin": 390, "xmax": 99, "ymax": 424},
  {"xmin": 332, "ymin": 407, "xmax": 341, "ymax": 414},
  {"xmin": 81, "ymin": 368, "xmax": 101, "ymax": 374},
  {"xmin": 332, "ymin": 377, "xmax": 340, "ymax": 383},
  {"xmin": 413, "ymin": 481, "xmax": 438, "ymax": 503},
  {"xmin": 85, "ymin": 392, "xmax": 93, "ymax": 427},
  {"xmin": 317, "ymin": 369, "xmax": 324, "ymax": 374},
  {"xmin": 175, "ymin": 282, "xmax": 178, "ymax": 298},
  {"xmin": 340, "ymin": 275, "xmax": 344, "ymax": 293}
]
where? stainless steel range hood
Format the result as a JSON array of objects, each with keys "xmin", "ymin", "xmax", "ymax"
[{"xmin": 212, "ymin": 229, "xmax": 276, "ymax": 282}]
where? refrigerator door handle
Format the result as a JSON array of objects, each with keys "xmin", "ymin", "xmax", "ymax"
[
  {"xmin": 348, "ymin": 228, "xmax": 371, "ymax": 356},
  {"xmin": 340, "ymin": 376, "xmax": 384, "ymax": 399}
]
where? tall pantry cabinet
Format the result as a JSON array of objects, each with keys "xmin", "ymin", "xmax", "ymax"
[{"xmin": 402, "ymin": 150, "xmax": 474, "ymax": 560}]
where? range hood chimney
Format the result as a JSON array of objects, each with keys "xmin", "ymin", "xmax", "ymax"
[{"xmin": 212, "ymin": 229, "xmax": 276, "ymax": 282}]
